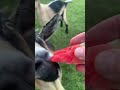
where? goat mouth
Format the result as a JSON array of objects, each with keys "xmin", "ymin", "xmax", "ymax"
[
  {"xmin": 35, "ymin": 72, "xmax": 40, "ymax": 79},
  {"xmin": 35, "ymin": 60, "xmax": 60, "ymax": 82}
]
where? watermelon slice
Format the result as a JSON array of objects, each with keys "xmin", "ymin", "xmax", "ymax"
[{"xmin": 51, "ymin": 44, "xmax": 85, "ymax": 64}]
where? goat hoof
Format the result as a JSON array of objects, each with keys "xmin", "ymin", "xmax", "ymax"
[{"xmin": 65, "ymin": 32, "xmax": 68, "ymax": 34}]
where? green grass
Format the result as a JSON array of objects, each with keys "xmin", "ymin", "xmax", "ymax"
[{"xmin": 35, "ymin": 0, "xmax": 85, "ymax": 90}]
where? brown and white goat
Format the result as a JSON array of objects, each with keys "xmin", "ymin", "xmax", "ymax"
[
  {"xmin": 35, "ymin": 0, "xmax": 72, "ymax": 33},
  {"xmin": 35, "ymin": 15, "xmax": 65, "ymax": 90}
]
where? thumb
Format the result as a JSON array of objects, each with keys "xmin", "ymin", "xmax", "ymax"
[
  {"xmin": 74, "ymin": 47, "xmax": 85, "ymax": 60},
  {"xmin": 95, "ymin": 49, "xmax": 120, "ymax": 82}
]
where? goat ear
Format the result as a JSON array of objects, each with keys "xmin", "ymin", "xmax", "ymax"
[{"xmin": 38, "ymin": 14, "xmax": 61, "ymax": 41}]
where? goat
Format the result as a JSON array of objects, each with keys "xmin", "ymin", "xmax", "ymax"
[
  {"xmin": 35, "ymin": 0, "xmax": 72, "ymax": 34},
  {"xmin": 35, "ymin": 14, "xmax": 65, "ymax": 90}
]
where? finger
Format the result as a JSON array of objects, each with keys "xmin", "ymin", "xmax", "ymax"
[
  {"xmin": 95, "ymin": 49, "xmax": 120, "ymax": 82},
  {"xmin": 70, "ymin": 32, "xmax": 85, "ymax": 45},
  {"xmin": 74, "ymin": 47, "xmax": 85, "ymax": 60},
  {"xmin": 76, "ymin": 64, "xmax": 85, "ymax": 73},
  {"xmin": 86, "ymin": 15, "xmax": 120, "ymax": 47}
]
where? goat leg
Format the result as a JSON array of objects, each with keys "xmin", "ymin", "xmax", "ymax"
[
  {"xmin": 65, "ymin": 24, "xmax": 68, "ymax": 34},
  {"xmin": 60, "ymin": 20, "xmax": 63, "ymax": 27},
  {"xmin": 63, "ymin": 9, "xmax": 69, "ymax": 34},
  {"xmin": 60, "ymin": 13, "xmax": 64, "ymax": 27}
]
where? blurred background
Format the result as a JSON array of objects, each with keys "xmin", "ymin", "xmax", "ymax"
[{"xmin": 0, "ymin": 0, "xmax": 18, "ymax": 17}]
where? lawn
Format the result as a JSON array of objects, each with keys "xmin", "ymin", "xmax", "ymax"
[{"xmin": 35, "ymin": 0, "xmax": 85, "ymax": 90}]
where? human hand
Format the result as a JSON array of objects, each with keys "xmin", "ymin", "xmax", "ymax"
[
  {"xmin": 86, "ymin": 15, "xmax": 120, "ymax": 89},
  {"xmin": 70, "ymin": 32, "xmax": 85, "ymax": 73}
]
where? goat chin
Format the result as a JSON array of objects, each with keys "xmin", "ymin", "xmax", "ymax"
[
  {"xmin": 35, "ymin": 66, "xmax": 65, "ymax": 90},
  {"xmin": 35, "ymin": 78, "xmax": 65, "ymax": 90}
]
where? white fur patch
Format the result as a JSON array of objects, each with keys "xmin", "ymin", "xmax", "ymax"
[
  {"xmin": 65, "ymin": 0, "xmax": 73, "ymax": 3},
  {"xmin": 35, "ymin": 78, "xmax": 65, "ymax": 90},
  {"xmin": 35, "ymin": 42, "xmax": 53, "ymax": 60}
]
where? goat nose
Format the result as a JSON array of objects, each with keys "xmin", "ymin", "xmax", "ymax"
[
  {"xmin": 35, "ymin": 52, "xmax": 53, "ymax": 72},
  {"xmin": 41, "ymin": 52, "xmax": 53, "ymax": 61},
  {"xmin": 41, "ymin": 51, "xmax": 53, "ymax": 61},
  {"xmin": 47, "ymin": 52, "xmax": 53, "ymax": 61},
  {"xmin": 36, "ymin": 49, "xmax": 53, "ymax": 60}
]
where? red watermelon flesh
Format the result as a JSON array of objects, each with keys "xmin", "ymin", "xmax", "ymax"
[{"xmin": 51, "ymin": 44, "xmax": 85, "ymax": 64}]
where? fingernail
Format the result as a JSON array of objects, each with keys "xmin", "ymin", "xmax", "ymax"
[{"xmin": 75, "ymin": 47, "xmax": 85, "ymax": 60}]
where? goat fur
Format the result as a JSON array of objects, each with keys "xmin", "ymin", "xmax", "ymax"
[{"xmin": 35, "ymin": 14, "xmax": 65, "ymax": 90}]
